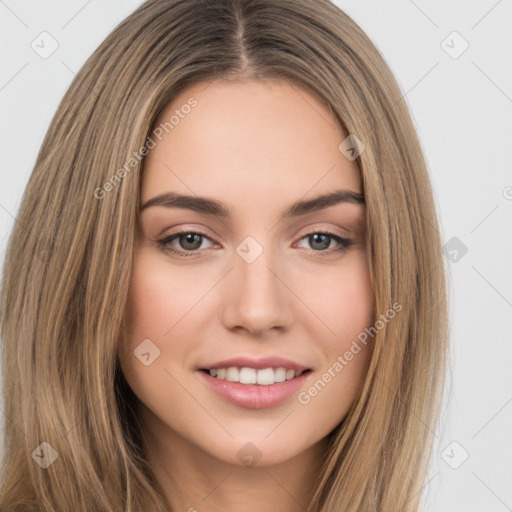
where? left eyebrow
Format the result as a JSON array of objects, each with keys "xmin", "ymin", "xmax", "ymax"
[{"xmin": 140, "ymin": 189, "xmax": 365, "ymax": 220}]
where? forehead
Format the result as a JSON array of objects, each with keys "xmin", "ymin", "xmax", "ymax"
[{"xmin": 142, "ymin": 79, "xmax": 362, "ymax": 208}]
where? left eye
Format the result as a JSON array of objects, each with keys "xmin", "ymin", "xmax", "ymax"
[
  {"xmin": 295, "ymin": 232, "xmax": 348, "ymax": 252},
  {"xmin": 156, "ymin": 230, "xmax": 352, "ymax": 258}
]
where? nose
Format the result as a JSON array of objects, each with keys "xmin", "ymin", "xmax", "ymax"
[{"xmin": 220, "ymin": 242, "xmax": 293, "ymax": 337}]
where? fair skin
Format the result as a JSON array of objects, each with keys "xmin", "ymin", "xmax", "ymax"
[{"xmin": 117, "ymin": 78, "xmax": 375, "ymax": 512}]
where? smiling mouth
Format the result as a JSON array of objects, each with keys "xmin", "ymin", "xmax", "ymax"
[{"xmin": 199, "ymin": 367, "xmax": 312, "ymax": 386}]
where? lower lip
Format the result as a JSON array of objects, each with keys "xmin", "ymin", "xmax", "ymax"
[{"xmin": 197, "ymin": 370, "xmax": 311, "ymax": 409}]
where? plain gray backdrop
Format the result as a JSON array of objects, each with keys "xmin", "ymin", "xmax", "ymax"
[{"xmin": 1, "ymin": 1, "xmax": 511, "ymax": 510}]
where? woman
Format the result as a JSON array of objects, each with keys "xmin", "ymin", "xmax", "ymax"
[{"xmin": 0, "ymin": 0, "xmax": 448, "ymax": 510}]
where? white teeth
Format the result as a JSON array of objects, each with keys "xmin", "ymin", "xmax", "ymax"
[
  {"xmin": 207, "ymin": 366, "xmax": 303, "ymax": 385},
  {"xmin": 226, "ymin": 367, "xmax": 239, "ymax": 382},
  {"xmin": 274, "ymin": 367, "xmax": 286, "ymax": 382},
  {"xmin": 239, "ymin": 367, "xmax": 257, "ymax": 384},
  {"xmin": 256, "ymin": 368, "xmax": 275, "ymax": 385}
]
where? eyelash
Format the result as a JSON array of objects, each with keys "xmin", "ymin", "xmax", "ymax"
[{"xmin": 156, "ymin": 229, "xmax": 353, "ymax": 259}]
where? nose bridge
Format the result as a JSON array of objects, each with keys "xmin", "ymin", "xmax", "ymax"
[
  {"xmin": 235, "ymin": 234, "xmax": 281, "ymax": 302},
  {"xmin": 221, "ymin": 234, "xmax": 291, "ymax": 334},
  {"xmin": 239, "ymin": 243, "xmax": 275, "ymax": 289}
]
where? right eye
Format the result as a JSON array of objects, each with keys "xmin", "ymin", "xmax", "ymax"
[{"xmin": 156, "ymin": 230, "xmax": 216, "ymax": 258}]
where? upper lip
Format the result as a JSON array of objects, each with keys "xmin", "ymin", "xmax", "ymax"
[{"xmin": 199, "ymin": 356, "xmax": 310, "ymax": 372}]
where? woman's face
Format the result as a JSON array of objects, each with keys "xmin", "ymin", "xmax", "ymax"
[{"xmin": 118, "ymin": 78, "xmax": 375, "ymax": 468}]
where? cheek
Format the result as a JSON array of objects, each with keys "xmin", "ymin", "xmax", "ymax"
[
  {"xmin": 299, "ymin": 252, "xmax": 375, "ymax": 407},
  {"xmin": 298, "ymin": 251, "xmax": 375, "ymax": 345},
  {"xmin": 332, "ymin": 264, "xmax": 374, "ymax": 340},
  {"xmin": 332, "ymin": 254, "xmax": 375, "ymax": 368},
  {"xmin": 122, "ymin": 251, "xmax": 209, "ymax": 350},
  {"xmin": 118, "ymin": 252, "xmax": 190, "ymax": 377},
  {"xmin": 117, "ymin": 253, "xmax": 201, "ymax": 415}
]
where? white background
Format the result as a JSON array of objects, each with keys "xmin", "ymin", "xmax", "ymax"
[{"xmin": 1, "ymin": 1, "xmax": 511, "ymax": 510}]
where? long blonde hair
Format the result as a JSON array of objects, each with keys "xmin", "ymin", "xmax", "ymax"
[{"xmin": 0, "ymin": 0, "xmax": 448, "ymax": 510}]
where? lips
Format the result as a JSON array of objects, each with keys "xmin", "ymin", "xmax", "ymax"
[{"xmin": 197, "ymin": 355, "xmax": 312, "ymax": 408}]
